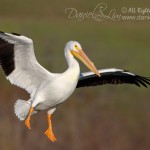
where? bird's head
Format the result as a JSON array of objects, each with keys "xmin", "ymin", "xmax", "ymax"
[{"xmin": 65, "ymin": 41, "xmax": 100, "ymax": 77}]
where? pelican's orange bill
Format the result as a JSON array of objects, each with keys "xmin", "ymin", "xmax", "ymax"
[{"xmin": 71, "ymin": 49, "xmax": 100, "ymax": 77}]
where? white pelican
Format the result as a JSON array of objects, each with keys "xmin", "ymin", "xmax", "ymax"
[{"xmin": 0, "ymin": 31, "xmax": 150, "ymax": 142}]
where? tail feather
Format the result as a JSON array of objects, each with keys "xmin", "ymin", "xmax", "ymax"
[{"xmin": 14, "ymin": 99, "xmax": 31, "ymax": 121}]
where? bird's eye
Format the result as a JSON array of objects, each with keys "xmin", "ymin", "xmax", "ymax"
[{"xmin": 75, "ymin": 45, "xmax": 78, "ymax": 49}]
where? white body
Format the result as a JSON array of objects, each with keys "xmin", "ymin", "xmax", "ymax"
[{"xmin": 32, "ymin": 59, "xmax": 80, "ymax": 110}]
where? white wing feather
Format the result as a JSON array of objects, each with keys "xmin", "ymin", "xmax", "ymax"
[
  {"xmin": 80, "ymin": 68, "xmax": 127, "ymax": 77},
  {"xmin": 0, "ymin": 32, "xmax": 54, "ymax": 97}
]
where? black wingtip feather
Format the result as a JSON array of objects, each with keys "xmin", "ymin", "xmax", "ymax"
[
  {"xmin": 77, "ymin": 70, "xmax": 150, "ymax": 88},
  {"xmin": 136, "ymin": 78, "xmax": 147, "ymax": 88},
  {"xmin": 11, "ymin": 33, "xmax": 21, "ymax": 36},
  {"xmin": 134, "ymin": 80, "xmax": 141, "ymax": 87},
  {"xmin": 0, "ymin": 36, "xmax": 15, "ymax": 76},
  {"xmin": 136, "ymin": 76, "xmax": 150, "ymax": 87}
]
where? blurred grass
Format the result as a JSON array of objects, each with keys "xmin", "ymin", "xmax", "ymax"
[{"xmin": 0, "ymin": 0, "xmax": 150, "ymax": 150}]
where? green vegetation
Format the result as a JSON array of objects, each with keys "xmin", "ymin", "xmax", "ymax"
[{"xmin": 0, "ymin": 0, "xmax": 150, "ymax": 149}]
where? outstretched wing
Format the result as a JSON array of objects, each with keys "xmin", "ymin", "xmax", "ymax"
[
  {"xmin": 0, "ymin": 31, "xmax": 53, "ymax": 97},
  {"xmin": 77, "ymin": 68, "xmax": 150, "ymax": 88}
]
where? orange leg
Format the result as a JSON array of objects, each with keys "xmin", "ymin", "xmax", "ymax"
[
  {"xmin": 45, "ymin": 114, "xmax": 57, "ymax": 142},
  {"xmin": 25, "ymin": 106, "xmax": 34, "ymax": 129}
]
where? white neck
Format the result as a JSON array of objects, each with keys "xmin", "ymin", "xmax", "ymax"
[
  {"xmin": 65, "ymin": 49, "xmax": 78, "ymax": 68},
  {"xmin": 64, "ymin": 49, "xmax": 80, "ymax": 79}
]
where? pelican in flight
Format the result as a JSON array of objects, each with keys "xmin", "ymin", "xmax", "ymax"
[{"xmin": 0, "ymin": 31, "xmax": 150, "ymax": 142}]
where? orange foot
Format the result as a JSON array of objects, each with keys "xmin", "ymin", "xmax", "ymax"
[
  {"xmin": 25, "ymin": 106, "xmax": 34, "ymax": 129},
  {"xmin": 45, "ymin": 128, "xmax": 57, "ymax": 142},
  {"xmin": 45, "ymin": 114, "xmax": 57, "ymax": 142}
]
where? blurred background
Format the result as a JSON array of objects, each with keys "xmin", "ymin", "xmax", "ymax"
[{"xmin": 0, "ymin": 0, "xmax": 150, "ymax": 149}]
